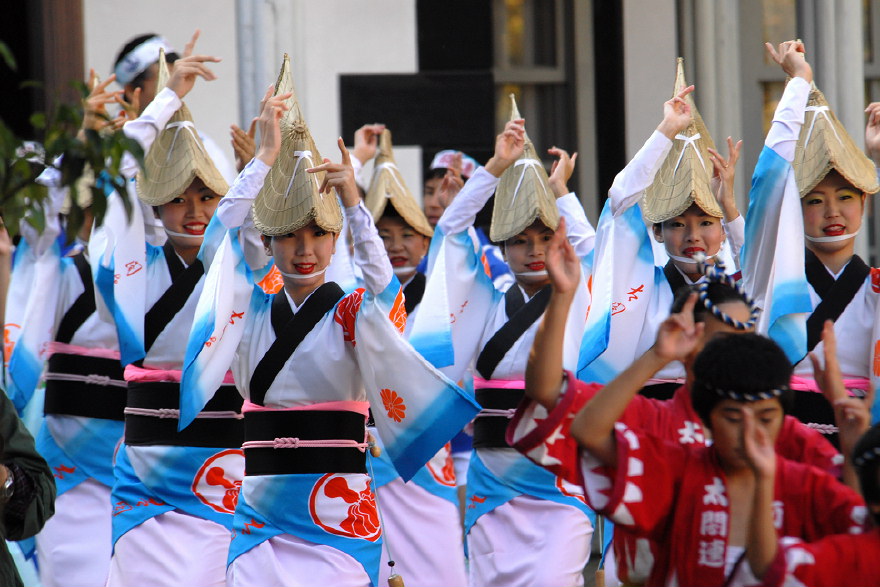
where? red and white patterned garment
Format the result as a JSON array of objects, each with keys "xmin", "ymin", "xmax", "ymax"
[
  {"xmin": 580, "ymin": 424, "xmax": 866, "ymax": 586},
  {"xmin": 508, "ymin": 372, "xmax": 844, "ymax": 584},
  {"xmin": 753, "ymin": 528, "xmax": 880, "ymax": 587}
]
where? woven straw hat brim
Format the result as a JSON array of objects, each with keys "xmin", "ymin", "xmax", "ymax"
[
  {"xmin": 253, "ymin": 54, "xmax": 342, "ymax": 236},
  {"xmin": 365, "ymin": 130, "xmax": 433, "ymax": 237},
  {"xmin": 794, "ymin": 86, "xmax": 880, "ymax": 197},
  {"xmin": 643, "ymin": 59, "xmax": 722, "ymax": 223},
  {"xmin": 136, "ymin": 104, "xmax": 230, "ymax": 206},
  {"xmin": 490, "ymin": 140, "xmax": 560, "ymax": 242}
]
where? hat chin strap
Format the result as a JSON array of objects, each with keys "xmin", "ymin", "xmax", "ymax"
[
  {"xmin": 164, "ymin": 228, "xmax": 204, "ymax": 240},
  {"xmin": 804, "ymin": 228, "xmax": 860, "ymax": 243},
  {"xmin": 667, "ymin": 241, "xmax": 724, "ymax": 265},
  {"xmin": 392, "ymin": 265, "xmax": 419, "ymax": 276},
  {"xmin": 514, "ymin": 270, "xmax": 548, "ymax": 278},
  {"xmin": 278, "ymin": 267, "xmax": 328, "ymax": 280}
]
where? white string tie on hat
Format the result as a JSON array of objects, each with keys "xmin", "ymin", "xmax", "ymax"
[
  {"xmin": 165, "ymin": 121, "xmax": 206, "ymax": 162},
  {"xmin": 506, "ymin": 159, "xmax": 549, "ymax": 210},
  {"xmin": 375, "ymin": 162, "xmax": 407, "ymax": 196},
  {"xmin": 805, "ymin": 227, "xmax": 860, "ymax": 243},
  {"xmin": 803, "ymin": 106, "xmax": 843, "ymax": 148},
  {"xmin": 672, "ymin": 133, "xmax": 707, "ymax": 177},
  {"xmin": 285, "ymin": 150, "xmax": 318, "ymax": 199}
]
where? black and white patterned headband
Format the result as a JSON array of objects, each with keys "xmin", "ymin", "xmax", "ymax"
[
  {"xmin": 854, "ymin": 446, "xmax": 880, "ymax": 468},
  {"xmin": 692, "ymin": 252, "xmax": 760, "ymax": 330},
  {"xmin": 708, "ymin": 385, "xmax": 789, "ymax": 403}
]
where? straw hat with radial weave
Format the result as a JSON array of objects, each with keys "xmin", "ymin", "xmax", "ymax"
[
  {"xmin": 364, "ymin": 130, "xmax": 433, "ymax": 237},
  {"xmin": 252, "ymin": 54, "xmax": 343, "ymax": 236},
  {"xmin": 489, "ymin": 94, "xmax": 559, "ymax": 242},
  {"xmin": 642, "ymin": 58, "xmax": 722, "ymax": 224},
  {"xmin": 793, "ymin": 82, "xmax": 879, "ymax": 197},
  {"xmin": 136, "ymin": 48, "xmax": 228, "ymax": 206}
]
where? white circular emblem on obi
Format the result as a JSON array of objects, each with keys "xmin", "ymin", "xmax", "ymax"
[
  {"xmin": 425, "ymin": 443, "xmax": 456, "ymax": 487},
  {"xmin": 191, "ymin": 449, "xmax": 245, "ymax": 514},
  {"xmin": 309, "ymin": 473, "xmax": 382, "ymax": 542}
]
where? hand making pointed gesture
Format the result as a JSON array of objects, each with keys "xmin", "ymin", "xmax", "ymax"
[
  {"xmin": 254, "ymin": 85, "xmax": 291, "ymax": 168},
  {"xmin": 650, "ymin": 292, "xmax": 705, "ymax": 363},
  {"xmin": 545, "ymin": 217, "xmax": 580, "ymax": 296},
  {"xmin": 437, "ymin": 151, "xmax": 465, "ymax": 208},
  {"xmin": 231, "ymin": 118, "xmax": 257, "ymax": 172},
  {"xmin": 548, "ymin": 147, "xmax": 577, "ymax": 198},
  {"xmin": 656, "ymin": 85, "xmax": 694, "ymax": 140},
  {"xmin": 352, "ymin": 123, "xmax": 385, "ymax": 165},
  {"xmin": 166, "ymin": 30, "xmax": 221, "ymax": 101},
  {"xmin": 865, "ymin": 102, "xmax": 880, "ymax": 165},
  {"xmin": 708, "ymin": 137, "xmax": 743, "ymax": 221},
  {"xmin": 308, "ymin": 138, "xmax": 360, "ymax": 207},
  {"xmin": 81, "ymin": 70, "xmax": 124, "ymax": 133},
  {"xmin": 765, "ymin": 40, "xmax": 813, "ymax": 83},
  {"xmin": 484, "ymin": 118, "xmax": 525, "ymax": 177},
  {"xmin": 742, "ymin": 406, "xmax": 777, "ymax": 479}
]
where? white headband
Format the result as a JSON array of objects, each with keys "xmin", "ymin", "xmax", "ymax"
[{"xmin": 114, "ymin": 36, "xmax": 175, "ymax": 85}]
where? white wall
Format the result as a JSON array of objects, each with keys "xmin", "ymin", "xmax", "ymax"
[{"xmin": 83, "ymin": 0, "xmax": 239, "ymax": 172}]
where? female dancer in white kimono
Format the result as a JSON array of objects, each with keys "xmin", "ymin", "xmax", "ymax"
[
  {"xmin": 409, "ymin": 98, "xmax": 598, "ymax": 586},
  {"xmin": 742, "ymin": 41, "xmax": 880, "ymax": 441},
  {"xmin": 181, "ymin": 55, "xmax": 477, "ymax": 587}
]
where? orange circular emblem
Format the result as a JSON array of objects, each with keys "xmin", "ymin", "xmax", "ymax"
[
  {"xmin": 191, "ymin": 449, "xmax": 245, "ymax": 514},
  {"xmin": 309, "ymin": 473, "xmax": 381, "ymax": 541}
]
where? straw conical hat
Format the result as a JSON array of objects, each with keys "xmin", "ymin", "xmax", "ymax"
[
  {"xmin": 136, "ymin": 49, "xmax": 228, "ymax": 206},
  {"xmin": 364, "ymin": 130, "xmax": 433, "ymax": 237},
  {"xmin": 793, "ymin": 82, "xmax": 879, "ymax": 197},
  {"xmin": 642, "ymin": 58, "xmax": 722, "ymax": 223},
  {"xmin": 253, "ymin": 54, "xmax": 343, "ymax": 236},
  {"xmin": 489, "ymin": 95, "xmax": 560, "ymax": 242}
]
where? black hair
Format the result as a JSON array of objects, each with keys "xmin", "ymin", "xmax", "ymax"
[
  {"xmin": 113, "ymin": 34, "xmax": 180, "ymax": 88},
  {"xmin": 854, "ymin": 423, "xmax": 880, "ymax": 524},
  {"xmin": 423, "ymin": 168, "xmax": 448, "ymax": 183},
  {"xmin": 669, "ymin": 282, "xmax": 750, "ymax": 324},
  {"xmin": 691, "ymin": 333, "xmax": 794, "ymax": 429}
]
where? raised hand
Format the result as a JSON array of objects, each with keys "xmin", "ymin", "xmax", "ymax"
[
  {"xmin": 708, "ymin": 137, "xmax": 743, "ymax": 221},
  {"xmin": 545, "ymin": 217, "xmax": 580, "ymax": 296},
  {"xmin": 834, "ymin": 385, "xmax": 873, "ymax": 467},
  {"xmin": 865, "ymin": 102, "xmax": 880, "ymax": 165},
  {"xmin": 651, "ymin": 292, "xmax": 705, "ymax": 363},
  {"xmin": 352, "ymin": 123, "xmax": 385, "ymax": 165},
  {"xmin": 308, "ymin": 138, "xmax": 360, "ymax": 207},
  {"xmin": 82, "ymin": 70, "xmax": 123, "ymax": 132},
  {"xmin": 548, "ymin": 147, "xmax": 577, "ymax": 198},
  {"xmin": 656, "ymin": 85, "xmax": 694, "ymax": 140},
  {"xmin": 742, "ymin": 407, "xmax": 777, "ymax": 480},
  {"xmin": 437, "ymin": 152, "xmax": 464, "ymax": 208},
  {"xmin": 231, "ymin": 118, "xmax": 257, "ymax": 172},
  {"xmin": 254, "ymin": 85, "xmax": 290, "ymax": 168},
  {"xmin": 166, "ymin": 30, "xmax": 220, "ymax": 100},
  {"xmin": 810, "ymin": 320, "xmax": 848, "ymax": 405},
  {"xmin": 484, "ymin": 119, "xmax": 525, "ymax": 177},
  {"xmin": 765, "ymin": 40, "xmax": 812, "ymax": 83}
]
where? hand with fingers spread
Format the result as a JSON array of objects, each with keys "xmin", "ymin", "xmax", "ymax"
[
  {"xmin": 484, "ymin": 119, "xmax": 526, "ymax": 177},
  {"xmin": 308, "ymin": 138, "xmax": 360, "ymax": 207},
  {"xmin": 545, "ymin": 217, "xmax": 580, "ymax": 296},
  {"xmin": 165, "ymin": 30, "xmax": 220, "ymax": 100},
  {"xmin": 231, "ymin": 118, "xmax": 257, "ymax": 172},
  {"xmin": 708, "ymin": 137, "xmax": 743, "ymax": 221},
  {"xmin": 651, "ymin": 293, "xmax": 705, "ymax": 363},
  {"xmin": 116, "ymin": 87, "xmax": 140, "ymax": 123},
  {"xmin": 765, "ymin": 40, "xmax": 812, "ymax": 83},
  {"xmin": 437, "ymin": 152, "xmax": 464, "ymax": 208},
  {"xmin": 657, "ymin": 85, "xmax": 694, "ymax": 140},
  {"xmin": 352, "ymin": 123, "xmax": 385, "ymax": 165},
  {"xmin": 865, "ymin": 102, "xmax": 880, "ymax": 165},
  {"xmin": 254, "ymin": 86, "xmax": 291, "ymax": 168},
  {"xmin": 82, "ymin": 70, "xmax": 124, "ymax": 133},
  {"xmin": 548, "ymin": 147, "xmax": 577, "ymax": 198}
]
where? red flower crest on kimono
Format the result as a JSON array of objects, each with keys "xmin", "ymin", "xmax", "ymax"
[
  {"xmin": 258, "ymin": 265, "xmax": 284, "ymax": 294},
  {"xmin": 334, "ymin": 289, "xmax": 365, "ymax": 344},
  {"xmin": 426, "ymin": 442, "xmax": 456, "ymax": 487},
  {"xmin": 380, "ymin": 388, "xmax": 407, "ymax": 422},
  {"xmin": 3, "ymin": 323, "xmax": 20, "ymax": 367},
  {"xmin": 309, "ymin": 474, "xmax": 382, "ymax": 541},
  {"xmin": 191, "ymin": 449, "xmax": 245, "ymax": 514}
]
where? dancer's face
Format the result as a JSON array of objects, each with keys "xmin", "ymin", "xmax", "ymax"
[
  {"xmin": 156, "ymin": 177, "xmax": 220, "ymax": 262},
  {"xmin": 377, "ymin": 215, "xmax": 429, "ymax": 283},
  {"xmin": 264, "ymin": 221, "xmax": 338, "ymax": 290},
  {"xmin": 802, "ymin": 171, "xmax": 865, "ymax": 256},
  {"xmin": 503, "ymin": 220, "xmax": 553, "ymax": 293},
  {"xmin": 709, "ymin": 398, "xmax": 784, "ymax": 471},
  {"xmin": 653, "ymin": 204, "xmax": 724, "ymax": 273}
]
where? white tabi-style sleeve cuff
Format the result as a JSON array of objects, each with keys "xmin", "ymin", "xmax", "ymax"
[
  {"xmin": 556, "ymin": 192, "xmax": 596, "ymax": 258},
  {"xmin": 608, "ymin": 130, "xmax": 672, "ymax": 216},
  {"xmin": 765, "ymin": 76, "xmax": 810, "ymax": 161},
  {"xmin": 345, "ymin": 200, "xmax": 393, "ymax": 294},
  {"xmin": 437, "ymin": 167, "xmax": 500, "ymax": 236},
  {"xmin": 216, "ymin": 158, "xmax": 272, "ymax": 230}
]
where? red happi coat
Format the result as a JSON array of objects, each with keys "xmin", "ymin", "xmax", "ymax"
[
  {"xmin": 579, "ymin": 424, "xmax": 866, "ymax": 587},
  {"xmin": 758, "ymin": 528, "xmax": 880, "ymax": 587},
  {"xmin": 508, "ymin": 374, "xmax": 843, "ymax": 584}
]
